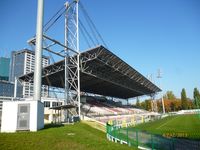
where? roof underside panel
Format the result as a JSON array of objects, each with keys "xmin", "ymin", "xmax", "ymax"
[{"xmin": 19, "ymin": 45, "xmax": 161, "ymax": 99}]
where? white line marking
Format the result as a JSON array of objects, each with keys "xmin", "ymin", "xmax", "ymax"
[{"xmin": 156, "ymin": 116, "xmax": 179, "ymax": 129}]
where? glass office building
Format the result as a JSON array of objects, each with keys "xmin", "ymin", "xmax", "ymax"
[
  {"xmin": 0, "ymin": 57, "xmax": 10, "ymax": 81},
  {"xmin": 9, "ymin": 49, "xmax": 49, "ymax": 98},
  {"xmin": 0, "ymin": 80, "xmax": 14, "ymax": 97}
]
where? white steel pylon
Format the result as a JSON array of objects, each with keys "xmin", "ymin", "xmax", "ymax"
[
  {"xmin": 27, "ymin": 0, "xmax": 81, "ymax": 120},
  {"xmin": 64, "ymin": 0, "xmax": 81, "ymax": 118}
]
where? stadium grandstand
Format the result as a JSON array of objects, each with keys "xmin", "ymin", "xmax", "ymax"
[
  {"xmin": 19, "ymin": 45, "xmax": 160, "ymax": 97},
  {"xmin": 17, "ymin": 0, "xmax": 161, "ymax": 125},
  {"xmin": 19, "ymin": 45, "xmax": 161, "ymax": 124}
]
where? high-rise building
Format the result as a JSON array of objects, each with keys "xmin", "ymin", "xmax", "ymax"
[
  {"xmin": 0, "ymin": 80, "xmax": 14, "ymax": 97},
  {"xmin": 9, "ymin": 49, "xmax": 49, "ymax": 97},
  {"xmin": 0, "ymin": 57, "xmax": 10, "ymax": 81}
]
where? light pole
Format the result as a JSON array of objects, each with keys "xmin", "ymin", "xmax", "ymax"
[
  {"xmin": 33, "ymin": 0, "xmax": 44, "ymax": 102},
  {"xmin": 157, "ymin": 69, "xmax": 165, "ymax": 114}
]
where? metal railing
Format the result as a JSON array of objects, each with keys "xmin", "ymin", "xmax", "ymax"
[{"xmin": 106, "ymin": 123, "xmax": 200, "ymax": 150}]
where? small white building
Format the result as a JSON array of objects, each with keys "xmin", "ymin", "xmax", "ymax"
[
  {"xmin": 0, "ymin": 97, "xmax": 65, "ymax": 132},
  {"xmin": 1, "ymin": 100, "xmax": 44, "ymax": 132}
]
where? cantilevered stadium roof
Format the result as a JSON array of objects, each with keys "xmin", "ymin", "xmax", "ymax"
[{"xmin": 19, "ymin": 45, "xmax": 161, "ymax": 99}]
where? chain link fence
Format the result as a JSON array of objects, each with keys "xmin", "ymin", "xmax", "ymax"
[{"xmin": 106, "ymin": 124, "xmax": 200, "ymax": 150}]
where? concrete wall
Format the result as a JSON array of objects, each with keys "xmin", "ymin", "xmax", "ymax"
[
  {"xmin": 37, "ymin": 101, "xmax": 44, "ymax": 130},
  {"xmin": 1, "ymin": 101, "xmax": 18, "ymax": 132},
  {"xmin": 1, "ymin": 100, "xmax": 44, "ymax": 132}
]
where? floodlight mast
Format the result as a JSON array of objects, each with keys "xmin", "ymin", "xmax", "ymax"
[
  {"xmin": 33, "ymin": 0, "xmax": 44, "ymax": 101},
  {"xmin": 157, "ymin": 69, "xmax": 165, "ymax": 114}
]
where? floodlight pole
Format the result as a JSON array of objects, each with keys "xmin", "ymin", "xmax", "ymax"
[
  {"xmin": 76, "ymin": 0, "xmax": 81, "ymax": 118},
  {"xmin": 157, "ymin": 69, "xmax": 165, "ymax": 114},
  {"xmin": 33, "ymin": 0, "xmax": 44, "ymax": 101},
  {"xmin": 64, "ymin": 2, "xmax": 69, "ymax": 122}
]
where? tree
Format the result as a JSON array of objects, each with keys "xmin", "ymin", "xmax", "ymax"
[
  {"xmin": 145, "ymin": 100, "xmax": 151, "ymax": 111},
  {"xmin": 157, "ymin": 100, "xmax": 163, "ymax": 112},
  {"xmin": 140, "ymin": 100, "xmax": 151, "ymax": 111},
  {"xmin": 140, "ymin": 101, "xmax": 146, "ymax": 110},
  {"xmin": 193, "ymin": 88, "xmax": 200, "ymax": 108},
  {"xmin": 136, "ymin": 97, "xmax": 140, "ymax": 108},
  {"xmin": 170, "ymin": 102, "xmax": 176, "ymax": 111},
  {"xmin": 181, "ymin": 88, "xmax": 188, "ymax": 110},
  {"xmin": 163, "ymin": 91, "xmax": 176, "ymax": 100}
]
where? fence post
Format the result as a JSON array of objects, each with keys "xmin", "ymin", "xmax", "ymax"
[
  {"xmin": 126, "ymin": 127, "xmax": 129, "ymax": 145},
  {"xmin": 116, "ymin": 126, "xmax": 119, "ymax": 143},
  {"xmin": 106, "ymin": 123, "xmax": 108, "ymax": 133},
  {"xmin": 172, "ymin": 138, "xmax": 175, "ymax": 150},
  {"xmin": 106, "ymin": 124, "xmax": 108, "ymax": 139},
  {"xmin": 151, "ymin": 134, "xmax": 154, "ymax": 150},
  {"xmin": 136, "ymin": 130, "xmax": 139, "ymax": 147},
  {"xmin": 114, "ymin": 126, "xmax": 116, "ymax": 138}
]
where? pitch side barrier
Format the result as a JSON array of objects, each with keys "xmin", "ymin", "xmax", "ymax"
[{"xmin": 106, "ymin": 121, "xmax": 200, "ymax": 150}]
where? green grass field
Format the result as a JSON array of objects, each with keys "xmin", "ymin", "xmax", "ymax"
[
  {"xmin": 134, "ymin": 114, "xmax": 200, "ymax": 139},
  {"xmin": 0, "ymin": 122, "xmax": 134, "ymax": 150}
]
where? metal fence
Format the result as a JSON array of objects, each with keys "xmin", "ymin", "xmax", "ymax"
[{"xmin": 106, "ymin": 124, "xmax": 200, "ymax": 150}]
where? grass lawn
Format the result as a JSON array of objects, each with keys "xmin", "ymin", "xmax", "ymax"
[
  {"xmin": 0, "ymin": 122, "xmax": 134, "ymax": 150},
  {"xmin": 134, "ymin": 114, "xmax": 200, "ymax": 139}
]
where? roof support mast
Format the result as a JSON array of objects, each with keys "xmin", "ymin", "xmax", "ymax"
[
  {"xmin": 76, "ymin": 0, "xmax": 81, "ymax": 118},
  {"xmin": 64, "ymin": 2, "xmax": 69, "ymax": 121},
  {"xmin": 64, "ymin": 0, "xmax": 81, "ymax": 119}
]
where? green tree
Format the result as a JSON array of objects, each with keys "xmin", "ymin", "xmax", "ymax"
[
  {"xmin": 140, "ymin": 101, "xmax": 146, "ymax": 110},
  {"xmin": 157, "ymin": 100, "xmax": 164, "ymax": 112},
  {"xmin": 170, "ymin": 102, "xmax": 176, "ymax": 111},
  {"xmin": 136, "ymin": 97, "xmax": 140, "ymax": 108},
  {"xmin": 140, "ymin": 100, "xmax": 151, "ymax": 111},
  {"xmin": 163, "ymin": 91, "xmax": 176, "ymax": 100},
  {"xmin": 145, "ymin": 100, "xmax": 151, "ymax": 111},
  {"xmin": 181, "ymin": 88, "xmax": 188, "ymax": 110},
  {"xmin": 193, "ymin": 88, "xmax": 200, "ymax": 108}
]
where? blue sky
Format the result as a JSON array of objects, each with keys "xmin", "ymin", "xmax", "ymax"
[{"xmin": 0, "ymin": 0, "xmax": 200, "ymax": 99}]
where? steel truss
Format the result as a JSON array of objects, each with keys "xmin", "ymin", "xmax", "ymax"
[
  {"xmin": 20, "ymin": 45, "xmax": 160, "ymax": 100},
  {"xmin": 28, "ymin": 0, "xmax": 81, "ymax": 118},
  {"xmin": 80, "ymin": 46, "xmax": 160, "ymax": 96}
]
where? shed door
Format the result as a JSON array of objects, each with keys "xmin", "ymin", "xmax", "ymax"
[{"xmin": 17, "ymin": 104, "xmax": 30, "ymax": 130}]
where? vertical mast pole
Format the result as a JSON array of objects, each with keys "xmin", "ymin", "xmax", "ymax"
[
  {"xmin": 76, "ymin": 0, "xmax": 81, "ymax": 118},
  {"xmin": 33, "ymin": 0, "xmax": 44, "ymax": 101},
  {"xmin": 64, "ymin": 2, "xmax": 69, "ymax": 122},
  {"xmin": 157, "ymin": 69, "xmax": 165, "ymax": 114},
  {"xmin": 64, "ymin": 2, "xmax": 69, "ymax": 105}
]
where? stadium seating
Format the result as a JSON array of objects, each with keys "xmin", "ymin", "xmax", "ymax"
[{"xmin": 81, "ymin": 96, "xmax": 151, "ymax": 124}]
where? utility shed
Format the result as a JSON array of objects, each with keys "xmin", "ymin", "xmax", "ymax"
[{"xmin": 1, "ymin": 100, "xmax": 44, "ymax": 133}]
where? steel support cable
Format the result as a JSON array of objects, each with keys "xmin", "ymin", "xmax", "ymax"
[
  {"xmin": 43, "ymin": 1, "xmax": 76, "ymax": 32},
  {"xmin": 43, "ymin": 5, "xmax": 65, "ymax": 30},
  {"xmin": 79, "ymin": 19, "xmax": 96, "ymax": 46},
  {"xmin": 79, "ymin": 25, "xmax": 91, "ymax": 48},
  {"xmin": 79, "ymin": 2, "xmax": 100, "ymax": 45},
  {"xmin": 79, "ymin": 1, "xmax": 108, "ymax": 48},
  {"xmin": 44, "ymin": 9, "xmax": 66, "ymax": 32}
]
